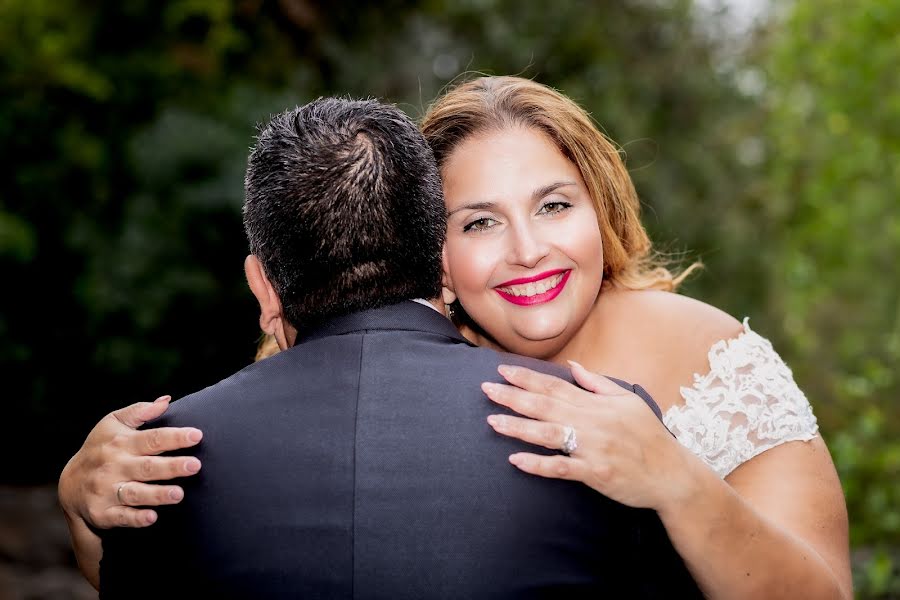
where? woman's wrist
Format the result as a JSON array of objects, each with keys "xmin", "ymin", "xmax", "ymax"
[
  {"xmin": 654, "ymin": 445, "xmax": 721, "ymax": 521},
  {"xmin": 65, "ymin": 511, "xmax": 102, "ymax": 590},
  {"xmin": 58, "ymin": 453, "xmax": 83, "ymax": 519}
]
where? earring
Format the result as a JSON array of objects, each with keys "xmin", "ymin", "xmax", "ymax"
[{"xmin": 446, "ymin": 302, "xmax": 456, "ymax": 320}]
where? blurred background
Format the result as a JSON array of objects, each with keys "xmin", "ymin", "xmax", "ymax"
[{"xmin": 1, "ymin": 0, "xmax": 897, "ymax": 597}]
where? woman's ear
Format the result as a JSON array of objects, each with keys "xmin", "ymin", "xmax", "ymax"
[
  {"xmin": 441, "ymin": 247, "xmax": 458, "ymax": 305},
  {"xmin": 441, "ymin": 284, "xmax": 457, "ymax": 306}
]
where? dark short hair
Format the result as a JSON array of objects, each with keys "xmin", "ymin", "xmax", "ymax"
[{"xmin": 243, "ymin": 97, "xmax": 446, "ymax": 331}]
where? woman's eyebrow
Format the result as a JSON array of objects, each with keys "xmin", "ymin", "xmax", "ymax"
[
  {"xmin": 446, "ymin": 181, "xmax": 576, "ymax": 217},
  {"xmin": 447, "ymin": 201, "xmax": 496, "ymax": 217},
  {"xmin": 532, "ymin": 181, "xmax": 577, "ymax": 200}
]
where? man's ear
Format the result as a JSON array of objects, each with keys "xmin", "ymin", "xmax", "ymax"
[
  {"xmin": 441, "ymin": 246, "xmax": 458, "ymax": 306},
  {"xmin": 245, "ymin": 255, "xmax": 283, "ymax": 335}
]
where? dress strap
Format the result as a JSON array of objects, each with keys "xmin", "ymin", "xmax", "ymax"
[{"xmin": 663, "ymin": 318, "xmax": 819, "ymax": 478}]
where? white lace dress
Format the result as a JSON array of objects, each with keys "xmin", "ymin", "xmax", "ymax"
[{"xmin": 662, "ymin": 319, "xmax": 820, "ymax": 478}]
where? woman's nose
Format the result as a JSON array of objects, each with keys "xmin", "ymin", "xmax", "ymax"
[{"xmin": 506, "ymin": 223, "xmax": 551, "ymax": 268}]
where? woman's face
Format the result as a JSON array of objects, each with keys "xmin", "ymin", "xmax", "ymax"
[{"xmin": 441, "ymin": 126, "xmax": 604, "ymax": 359}]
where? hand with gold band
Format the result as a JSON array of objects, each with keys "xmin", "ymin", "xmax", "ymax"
[
  {"xmin": 59, "ymin": 395, "xmax": 203, "ymax": 529},
  {"xmin": 58, "ymin": 395, "xmax": 204, "ymax": 589}
]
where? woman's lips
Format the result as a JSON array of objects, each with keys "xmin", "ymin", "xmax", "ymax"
[{"xmin": 494, "ymin": 270, "xmax": 571, "ymax": 306}]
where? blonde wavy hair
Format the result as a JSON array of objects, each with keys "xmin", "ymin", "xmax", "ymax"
[
  {"xmin": 422, "ymin": 75, "xmax": 697, "ymax": 292},
  {"xmin": 255, "ymin": 333, "xmax": 280, "ymax": 361},
  {"xmin": 256, "ymin": 76, "xmax": 698, "ymax": 361}
]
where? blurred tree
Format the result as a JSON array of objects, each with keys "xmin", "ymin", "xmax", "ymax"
[
  {"xmin": 766, "ymin": 0, "xmax": 900, "ymax": 429},
  {"xmin": 763, "ymin": 0, "xmax": 900, "ymax": 595},
  {"xmin": 0, "ymin": 0, "xmax": 300, "ymax": 480}
]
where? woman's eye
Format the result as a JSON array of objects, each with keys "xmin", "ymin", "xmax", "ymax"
[
  {"xmin": 538, "ymin": 201, "xmax": 572, "ymax": 215},
  {"xmin": 463, "ymin": 217, "xmax": 498, "ymax": 232}
]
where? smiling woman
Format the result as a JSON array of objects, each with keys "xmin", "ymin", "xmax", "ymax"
[
  {"xmin": 418, "ymin": 76, "xmax": 850, "ymax": 600},
  {"xmin": 440, "ymin": 126, "xmax": 606, "ymax": 359}
]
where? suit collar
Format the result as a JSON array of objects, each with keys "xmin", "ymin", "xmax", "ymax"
[
  {"xmin": 298, "ymin": 301, "xmax": 475, "ymax": 347},
  {"xmin": 293, "ymin": 302, "xmax": 667, "ymax": 423}
]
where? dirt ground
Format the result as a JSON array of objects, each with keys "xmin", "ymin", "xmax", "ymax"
[{"xmin": 0, "ymin": 485, "xmax": 95, "ymax": 600}]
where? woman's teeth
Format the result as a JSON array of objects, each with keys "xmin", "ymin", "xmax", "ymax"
[{"xmin": 498, "ymin": 273, "xmax": 565, "ymax": 297}]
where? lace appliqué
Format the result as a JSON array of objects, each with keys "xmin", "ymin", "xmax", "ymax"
[{"xmin": 663, "ymin": 318, "xmax": 819, "ymax": 479}]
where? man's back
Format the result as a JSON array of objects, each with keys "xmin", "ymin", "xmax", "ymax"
[{"xmin": 101, "ymin": 302, "xmax": 700, "ymax": 599}]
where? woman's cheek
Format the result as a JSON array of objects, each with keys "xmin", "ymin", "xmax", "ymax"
[{"xmin": 475, "ymin": 239, "xmax": 505, "ymax": 290}]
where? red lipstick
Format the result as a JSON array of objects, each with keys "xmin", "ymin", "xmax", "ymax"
[
  {"xmin": 495, "ymin": 269, "xmax": 568, "ymax": 287},
  {"xmin": 494, "ymin": 269, "xmax": 571, "ymax": 306}
]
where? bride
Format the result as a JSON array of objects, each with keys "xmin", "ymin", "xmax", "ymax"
[{"xmin": 59, "ymin": 76, "xmax": 851, "ymax": 599}]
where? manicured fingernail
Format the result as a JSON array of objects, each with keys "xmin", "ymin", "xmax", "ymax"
[
  {"xmin": 187, "ymin": 429, "xmax": 203, "ymax": 443},
  {"xmin": 487, "ymin": 415, "xmax": 505, "ymax": 429},
  {"xmin": 567, "ymin": 360, "xmax": 584, "ymax": 370},
  {"xmin": 482, "ymin": 382, "xmax": 498, "ymax": 395},
  {"xmin": 154, "ymin": 395, "xmax": 171, "ymax": 404},
  {"xmin": 185, "ymin": 459, "xmax": 201, "ymax": 473},
  {"xmin": 498, "ymin": 365, "xmax": 515, "ymax": 377},
  {"xmin": 169, "ymin": 488, "xmax": 184, "ymax": 501}
]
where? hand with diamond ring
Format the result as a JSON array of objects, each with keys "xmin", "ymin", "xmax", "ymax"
[{"xmin": 482, "ymin": 361, "xmax": 705, "ymax": 512}]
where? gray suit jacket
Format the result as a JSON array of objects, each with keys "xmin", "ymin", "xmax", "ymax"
[{"xmin": 101, "ymin": 301, "xmax": 701, "ymax": 599}]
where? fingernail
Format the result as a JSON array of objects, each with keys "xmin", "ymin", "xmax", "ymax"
[
  {"xmin": 187, "ymin": 429, "xmax": 203, "ymax": 443},
  {"xmin": 498, "ymin": 365, "xmax": 515, "ymax": 378},
  {"xmin": 146, "ymin": 511, "xmax": 158, "ymax": 525},
  {"xmin": 566, "ymin": 360, "xmax": 584, "ymax": 370},
  {"xmin": 185, "ymin": 459, "xmax": 201, "ymax": 473},
  {"xmin": 482, "ymin": 382, "xmax": 498, "ymax": 395},
  {"xmin": 487, "ymin": 415, "xmax": 505, "ymax": 429},
  {"xmin": 169, "ymin": 488, "xmax": 184, "ymax": 501},
  {"xmin": 154, "ymin": 395, "xmax": 171, "ymax": 404},
  {"xmin": 509, "ymin": 453, "xmax": 525, "ymax": 466}
]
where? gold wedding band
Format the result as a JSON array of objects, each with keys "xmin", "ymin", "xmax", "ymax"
[{"xmin": 116, "ymin": 482, "xmax": 129, "ymax": 505}]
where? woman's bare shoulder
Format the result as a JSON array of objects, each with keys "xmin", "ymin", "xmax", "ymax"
[
  {"xmin": 603, "ymin": 289, "xmax": 742, "ymax": 338},
  {"xmin": 600, "ymin": 289, "xmax": 745, "ymax": 385}
]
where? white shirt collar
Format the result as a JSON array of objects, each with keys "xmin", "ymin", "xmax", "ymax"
[{"xmin": 411, "ymin": 298, "xmax": 442, "ymax": 313}]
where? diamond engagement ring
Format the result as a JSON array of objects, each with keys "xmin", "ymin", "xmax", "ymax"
[
  {"xmin": 116, "ymin": 482, "xmax": 129, "ymax": 505},
  {"xmin": 561, "ymin": 425, "xmax": 578, "ymax": 455}
]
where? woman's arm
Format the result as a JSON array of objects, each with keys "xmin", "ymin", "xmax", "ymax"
[
  {"xmin": 662, "ymin": 432, "xmax": 850, "ymax": 600},
  {"xmin": 58, "ymin": 396, "xmax": 203, "ymax": 589},
  {"xmin": 483, "ymin": 363, "xmax": 851, "ymax": 600}
]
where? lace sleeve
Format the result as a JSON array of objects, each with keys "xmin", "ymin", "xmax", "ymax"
[{"xmin": 662, "ymin": 318, "xmax": 819, "ymax": 479}]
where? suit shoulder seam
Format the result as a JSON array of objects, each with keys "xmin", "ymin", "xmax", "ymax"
[{"xmin": 351, "ymin": 333, "xmax": 364, "ymax": 599}]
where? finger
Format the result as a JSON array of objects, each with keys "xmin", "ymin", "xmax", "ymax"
[
  {"xmin": 567, "ymin": 361, "xmax": 628, "ymax": 396},
  {"xmin": 101, "ymin": 507, "xmax": 159, "ymax": 529},
  {"xmin": 127, "ymin": 456, "xmax": 202, "ymax": 482},
  {"xmin": 117, "ymin": 481, "xmax": 185, "ymax": 507},
  {"xmin": 482, "ymin": 382, "xmax": 571, "ymax": 423},
  {"xmin": 508, "ymin": 452, "xmax": 588, "ymax": 482},
  {"xmin": 130, "ymin": 427, "xmax": 203, "ymax": 456},
  {"xmin": 497, "ymin": 365, "xmax": 584, "ymax": 406},
  {"xmin": 112, "ymin": 396, "xmax": 172, "ymax": 429},
  {"xmin": 487, "ymin": 414, "xmax": 569, "ymax": 451}
]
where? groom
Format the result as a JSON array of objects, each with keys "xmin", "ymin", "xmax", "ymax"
[{"xmin": 99, "ymin": 98, "xmax": 701, "ymax": 598}]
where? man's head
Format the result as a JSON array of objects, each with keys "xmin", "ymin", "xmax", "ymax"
[{"xmin": 243, "ymin": 97, "xmax": 446, "ymax": 346}]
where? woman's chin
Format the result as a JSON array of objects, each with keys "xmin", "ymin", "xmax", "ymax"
[{"xmin": 500, "ymin": 327, "xmax": 571, "ymax": 361}]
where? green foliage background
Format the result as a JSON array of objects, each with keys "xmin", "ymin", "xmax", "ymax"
[{"xmin": 1, "ymin": 0, "xmax": 896, "ymax": 595}]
